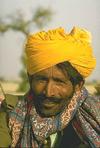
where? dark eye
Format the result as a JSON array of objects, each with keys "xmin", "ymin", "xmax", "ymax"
[
  {"xmin": 35, "ymin": 76, "xmax": 47, "ymax": 83},
  {"xmin": 57, "ymin": 80, "xmax": 64, "ymax": 83},
  {"xmin": 54, "ymin": 78, "xmax": 65, "ymax": 84}
]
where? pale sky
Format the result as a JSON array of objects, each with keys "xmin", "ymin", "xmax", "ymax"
[{"xmin": 0, "ymin": 0, "xmax": 100, "ymax": 81}]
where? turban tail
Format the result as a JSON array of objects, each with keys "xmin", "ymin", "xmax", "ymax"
[{"xmin": 25, "ymin": 27, "xmax": 96, "ymax": 77}]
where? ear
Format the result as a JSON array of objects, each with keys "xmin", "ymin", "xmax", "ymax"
[
  {"xmin": 27, "ymin": 73, "xmax": 33, "ymax": 90},
  {"xmin": 27, "ymin": 73, "xmax": 32, "ymax": 83},
  {"xmin": 75, "ymin": 81, "xmax": 84, "ymax": 92}
]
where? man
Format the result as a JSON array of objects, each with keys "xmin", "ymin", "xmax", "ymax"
[{"xmin": 0, "ymin": 27, "xmax": 100, "ymax": 148}]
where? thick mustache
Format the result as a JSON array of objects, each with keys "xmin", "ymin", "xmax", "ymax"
[{"xmin": 37, "ymin": 94, "xmax": 62, "ymax": 103}]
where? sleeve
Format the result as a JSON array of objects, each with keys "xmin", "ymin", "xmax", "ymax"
[
  {"xmin": 0, "ymin": 110, "xmax": 11, "ymax": 147},
  {"xmin": 0, "ymin": 94, "xmax": 19, "ymax": 147}
]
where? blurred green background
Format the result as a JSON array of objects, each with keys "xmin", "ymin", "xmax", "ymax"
[{"xmin": 0, "ymin": 0, "xmax": 100, "ymax": 95}]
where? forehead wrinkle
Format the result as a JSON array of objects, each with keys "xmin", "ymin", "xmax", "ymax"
[
  {"xmin": 34, "ymin": 65, "xmax": 69, "ymax": 81},
  {"xmin": 53, "ymin": 65, "xmax": 70, "ymax": 80}
]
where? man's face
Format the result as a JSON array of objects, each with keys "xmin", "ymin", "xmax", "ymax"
[{"xmin": 31, "ymin": 65, "xmax": 75, "ymax": 117}]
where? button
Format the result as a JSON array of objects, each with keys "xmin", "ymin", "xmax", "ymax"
[{"xmin": 44, "ymin": 140, "xmax": 47, "ymax": 144}]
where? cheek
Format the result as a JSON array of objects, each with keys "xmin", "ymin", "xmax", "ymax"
[{"xmin": 58, "ymin": 84, "xmax": 74, "ymax": 98}]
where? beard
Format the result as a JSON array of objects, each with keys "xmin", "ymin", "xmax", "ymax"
[{"xmin": 32, "ymin": 91, "xmax": 74, "ymax": 117}]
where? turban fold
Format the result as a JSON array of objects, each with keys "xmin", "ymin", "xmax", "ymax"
[{"xmin": 25, "ymin": 27, "xmax": 96, "ymax": 77}]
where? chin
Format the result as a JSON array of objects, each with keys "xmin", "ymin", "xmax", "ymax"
[
  {"xmin": 34, "ymin": 102, "xmax": 66, "ymax": 117},
  {"xmin": 37, "ymin": 108, "xmax": 61, "ymax": 117}
]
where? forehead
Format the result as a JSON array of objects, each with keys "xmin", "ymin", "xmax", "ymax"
[{"xmin": 33, "ymin": 65, "xmax": 69, "ymax": 80}]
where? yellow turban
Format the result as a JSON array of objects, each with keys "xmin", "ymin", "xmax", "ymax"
[{"xmin": 25, "ymin": 27, "xmax": 96, "ymax": 77}]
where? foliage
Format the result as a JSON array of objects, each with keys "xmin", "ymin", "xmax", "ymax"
[
  {"xmin": 0, "ymin": 7, "xmax": 53, "ymax": 92},
  {"xmin": 94, "ymin": 83, "xmax": 100, "ymax": 96}
]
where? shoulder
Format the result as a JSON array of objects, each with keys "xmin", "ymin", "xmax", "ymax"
[
  {"xmin": 81, "ymin": 94, "xmax": 100, "ymax": 123},
  {"xmin": 0, "ymin": 93, "xmax": 24, "ymax": 111},
  {"xmin": 0, "ymin": 94, "xmax": 24, "ymax": 147},
  {"xmin": 6, "ymin": 94, "xmax": 21, "ymax": 109},
  {"xmin": 82, "ymin": 94, "xmax": 99, "ymax": 110}
]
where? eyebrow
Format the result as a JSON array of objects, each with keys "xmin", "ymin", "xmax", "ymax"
[
  {"xmin": 53, "ymin": 77, "xmax": 66, "ymax": 83},
  {"xmin": 33, "ymin": 74, "xmax": 68, "ymax": 82},
  {"xmin": 34, "ymin": 75, "xmax": 48, "ymax": 80}
]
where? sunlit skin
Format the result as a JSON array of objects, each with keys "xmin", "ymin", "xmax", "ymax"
[{"xmin": 31, "ymin": 65, "xmax": 80, "ymax": 117}]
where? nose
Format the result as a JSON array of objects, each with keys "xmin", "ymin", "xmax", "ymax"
[{"xmin": 43, "ymin": 80, "xmax": 55, "ymax": 97}]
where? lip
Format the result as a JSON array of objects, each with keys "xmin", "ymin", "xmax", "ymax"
[{"xmin": 41, "ymin": 101, "xmax": 57, "ymax": 108}]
